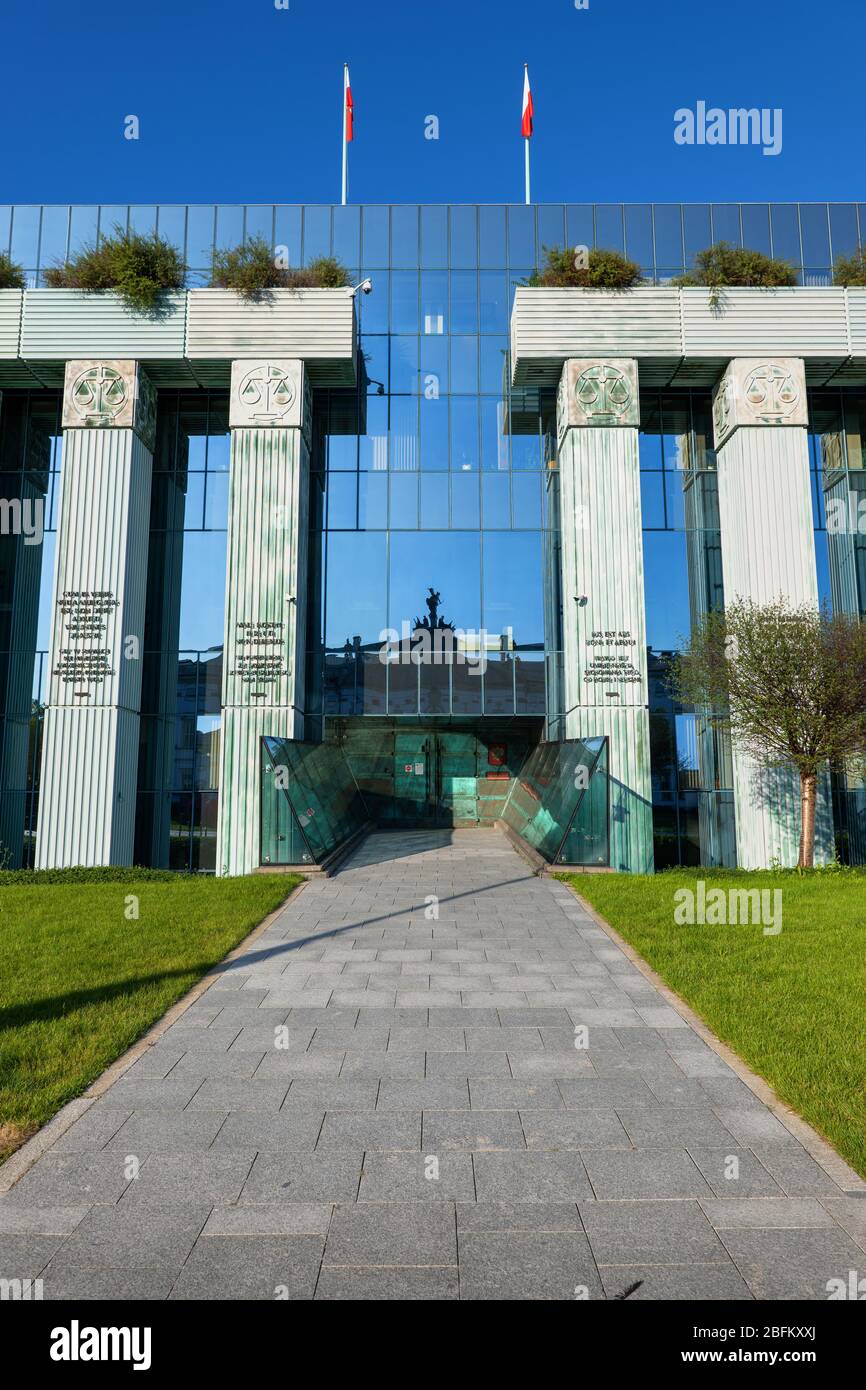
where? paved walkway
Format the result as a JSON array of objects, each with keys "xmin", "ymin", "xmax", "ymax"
[{"xmin": 2, "ymin": 829, "xmax": 865, "ymax": 1300}]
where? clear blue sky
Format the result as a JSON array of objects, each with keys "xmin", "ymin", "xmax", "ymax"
[{"xmin": 1, "ymin": 0, "xmax": 863, "ymax": 205}]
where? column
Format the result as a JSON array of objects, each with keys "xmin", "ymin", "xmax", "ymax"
[
  {"xmin": 36, "ymin": 360, "xmax": 155, "ymax": 867},
  {"xmin": 0, "ymin": 395, "xmax": 51, "ymax": 866},
  {"xmin": 556, "ymin": 359, "xmax": 653, "ymax": 873},
  {"xmin": 217, "ymin": 360, "xmax": 311, "ymax": 876},
  {"xmin": 712, "ymin": 357, "xmax": 833, "ymax": 867}
]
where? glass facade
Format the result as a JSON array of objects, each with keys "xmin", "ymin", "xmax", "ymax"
[{"xmin": 1, "ymin": 204, "xmax": 865, "ymax": 870}]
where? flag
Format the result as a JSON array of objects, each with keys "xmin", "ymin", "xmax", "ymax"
[
  {"xmin": 522, "ymin": 66, "xmax": 533, "ymax": 138},
  {"xmin": 345, "ymin": 67, "xmax": 354, "ymax": 143}
]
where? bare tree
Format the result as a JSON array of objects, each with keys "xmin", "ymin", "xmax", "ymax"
[{"xmin": 671, "ymin": 599, "xmax": 866, "ymax": 868}]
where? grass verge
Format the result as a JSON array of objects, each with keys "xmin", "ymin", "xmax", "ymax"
[
  {"xmin": 0, "ymin": 873, "xmax": 300, "ymax": 1162},
  {"xmin": 560, "ymin": 868, "xmax": 866, "ymax": 1180}
]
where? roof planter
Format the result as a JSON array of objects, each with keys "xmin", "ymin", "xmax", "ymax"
[
  {"xmin": 0, "ymin": 286, "xmax": 359, "ymax": 389},
  {"xmin": 510, "ymin": 285, "xmax": 866, "ymax": 389}
]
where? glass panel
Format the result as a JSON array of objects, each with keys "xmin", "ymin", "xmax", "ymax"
[
  {"xmin": 98, "ymin": 206, "xmax": 127, "ymax": 241},
  {"xmin": 479, "ymin": 206, "xmax": 506, "ymax": 267},
  {"xmin": 420, "ymin": 472, "xmax": 449, "ymax": 528},
  {"xmin": 390, "ymin": 472, "xmax": 419, "ymax": 527},
  {"xmin": 244, "ymin": 205, "xmax": 274, "ymax": 245},
  {"xmin": 830, "ymin": 204, "xmax": 860, "ymax": 261},
  {"xmin": 10, "ymin": 206, "xmax": 41, "ymax": 267},
  {"xmin": 799, "ymin": 204, "xmax": 831, "ymax": 269},
  {"xmin": 391, "ymin": 206, "xmax": 419, "ymax": 268},
  {"xmin": 186, "ymin": 206, "xmax": 216, "ymax": 268},
  {"xmin": 391, "ymin": 271, "xmax": 419, "ymax": 333},
  {"xmin": 215, "ymin": 205, "xmax": 243, "ymax": 252},
  {"xmin": 653, "ymin": 205, "xmax": 683, "ymax": 268},
  {"xmin": 624, "ymin": 204, "xmax": 653, "ymax": 268},
  {"xmin": 483, "ymin": 531, "xmax": 543, "ymax": 646},
  {"xmin": 741, "ymin": 204, "xmax": 771, "ymax": 254},
  {"xmin": 362, "ymin": 206, "xmax": 389, "ymax": 265},
  {"xmin": 332, "ymin": 204, "xmax": 360, "ymax": 265},
  {"xmin": 501, "ymin": 736, "xmax": 609, "ymax": 865},
  {"xmin": 420, "ymin": 206, "xmax": 448, "ymax": 268},
  {"xmin": 537, "ymin": 205, "xmax": 565, "ymax": 255},
  {"xmin": 450, "ymin": 206, "xmax": 478, "ymax": 268},
  {"xmin": 450, "ymin": 271, "xmax": 478, "ymax": 333},
  {"xmin": 303, "ymin": 206, "xmax": 331, "ymax": 262},
  {"xmin": 711, "ymin": 203, "xmax": 741, "ymax": 246},
  {"xmin": 482, "ymin": 473, "xmax": 509, "ymax": 528},
  {"xmin": 683, "ymin": 205, "xmax": 711, "ymax": 266},
  {"xmin": 450, "ymin": 336, "xmax": 478, "ymax": 393},
  {"xmin": 38, "ymin": 206, "xmax": 69, "ymax": 269},
  {"xmin": 566, "ymin": 204, "xmax": 594, "ymax": 250},
  {"xmin": 595, "ymin": 204, "xmax": 624, "ymax": 253},
  {"xmin": 262, "ymin": 737, "xmax": 368, "ymax": 865},
  {"xmin": 507, "ymin": 205, "xmax": 535, "ymax": 266},
  {"xmin": 770, "ymin": 204, "xmax": 801, "ymax": 263},
  {"xmin": 273, "ymin": 206, "xmax": 302, "ymax": 266},
  {"xmin": 157, "ymin": 206, "xmax": 187, "ymax": 258}
]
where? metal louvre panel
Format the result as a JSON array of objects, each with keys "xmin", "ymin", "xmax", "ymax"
[
  {"xmin": 511, "ymin": 287, "xmax": 682, "ymax": 385},
  {"xmin": 20, "ymin": 289, "xmax": 187, "ymax": 359},
  {"xmin": 0, "ymin": 289, "xmax": 22, "ymax": 357},
  {"xmin": 185, "ymin": 288, "xmax": 357, "ymax": 384},
  {"xmin": 846, "ymin": 288, "xmax": 866, "ymax": 355},
  {"xmin": 680, "ymin": 286, "xmax": 849, "ymax": 357}
]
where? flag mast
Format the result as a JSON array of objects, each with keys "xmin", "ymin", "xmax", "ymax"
[
  {"xmin": 522, "ymin": 64, "xmax": 533, "ymax": 205},
  {"xmin": 341, "ymin": 64, "xmax": 349, "ymax": 206}
]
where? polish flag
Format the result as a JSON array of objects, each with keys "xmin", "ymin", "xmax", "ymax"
[
  {"xmin": 345, "ymin": 67, "xmax": 354, "ymax": 142},
  {"xmin": 521, "ymin": 66, "xmax": 534, "ymax": 138}
]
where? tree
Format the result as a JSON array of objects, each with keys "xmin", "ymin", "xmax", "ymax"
[{"xmin": 671, "ymin": 599, "xmax": 866, "ymax": 868}]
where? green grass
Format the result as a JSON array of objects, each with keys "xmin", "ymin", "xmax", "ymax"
[
  {"xmin": 0, "ymin": 874, "xmax": 300, "ymax": 1161},
  {"xmin": 560, "ymin": 868, "xmax": 866, "ymax": 1180}
]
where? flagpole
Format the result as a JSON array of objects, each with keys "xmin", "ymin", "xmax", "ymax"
[
  {"xmin": 341, "ymin": 63, "xmax": 348, "ymax": 206},
  {"xmin": 523, "ymin": 63, "xmax": 531, "ymax": 205}
]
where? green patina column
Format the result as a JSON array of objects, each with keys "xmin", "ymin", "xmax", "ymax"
[
  {"xmin": 556, "ymin": 359, "xmax": 653, "ymax": 873},
  {"xmin": 36, "ymin": 360, "xmax": 155, "ymax": 867},
  {"xmin": 217, "ymin": 359, "xmax": 311, "ymax": 876},
  {"xmin": 712, "ymin": 357, "xmax": 834, "ymax": 867},
  {"xmin": 0, "ymin": 391, "xmax": 51, "ymax": 866}
]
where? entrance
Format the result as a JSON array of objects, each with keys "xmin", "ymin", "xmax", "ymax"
[{"xmin": 331, "ymin": 721, "xmax": 538, "ymax": 829}]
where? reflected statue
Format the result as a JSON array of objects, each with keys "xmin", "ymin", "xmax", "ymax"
[{"xmin": 414, "ymin": 586, "xmax": 455, "ymax": 632}]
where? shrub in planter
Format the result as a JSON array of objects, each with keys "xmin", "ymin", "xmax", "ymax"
[
  {"xmin": 43, "ymin": 227, "xmax": 187, "ymax": 313},
  {"xmin": 526, "ymin": 246, "xmax": 644, "ymax": 289},
  {"xmin": 209, "ymin": 237, "xmax": 350, "ymax": 297},
  {"xmin": 674, "ymin": 241, "xmax": 797, "ymax": 289},
  {"xmin": 0, "ymin": 252, "xmax": 26, "ymax": 289},
  {"xmin": 833, "ymin": 245, "xmax": 866, "ymax": 288}
]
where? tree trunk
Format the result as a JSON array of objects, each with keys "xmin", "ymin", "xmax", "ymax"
[{"xmin": 799, "ymin": 772, "xmax": 818, "ymax": 869}]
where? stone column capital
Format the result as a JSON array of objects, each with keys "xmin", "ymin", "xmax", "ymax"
[
  {"xmin": 62, "ymin": 360, "xmax": 156, "ymax": 452},
  {"xmin": 557, "ymin": 358, "xmax": 640, "ymax": 441},
  {"xmin": 230, "ymin": 358, "xmax": 311, "ymax": 440},
  {"xmin": 712, "ymin": 357, "xmax": 808, "ymax": 450}
]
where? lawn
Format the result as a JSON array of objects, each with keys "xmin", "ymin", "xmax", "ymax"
[
  {"xmin": 560, "ymin": 868, "xmax": 866, "ymax": 1180},
  {"xmin": 0, "ymin": 871, "xmax": 300, "ymax": 1162}
]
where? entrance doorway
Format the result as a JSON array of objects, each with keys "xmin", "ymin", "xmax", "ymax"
[{"xmin": 330, "ymin": 721, "xmax": 538, "ymax": 829}]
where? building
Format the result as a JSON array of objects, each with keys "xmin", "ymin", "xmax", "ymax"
[{"xmin": 1, "ymin": 201, "xmax": 864, "ymax": 874}]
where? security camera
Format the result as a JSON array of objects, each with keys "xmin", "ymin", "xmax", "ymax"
[{"xmin": 351, "ymin": 278, "xmax": 373, "ymax": 296}]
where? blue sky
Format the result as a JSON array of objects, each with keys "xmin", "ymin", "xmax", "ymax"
[{"xmin": 1, "ymin": 0, "xmax": 863, "ymax": 205}]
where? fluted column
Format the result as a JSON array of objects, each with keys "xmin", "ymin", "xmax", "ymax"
[
  {"xmin": 217, "ymin": 360, "xmax": 311, "ymax": 876},
  {"xmin": 36, "ymin": 360, "xmax": 155, "ymax": 867},
  {"xmin": 712, "ymin": 357, "xmax": 833, "ymax": 867},
  {"xmin": 0, "ymin": 391, "xmax": 52, "ymax": 866},
  {"xmin": 556, "ymin": 359, "xmax": 653, "ymax": 872}
]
